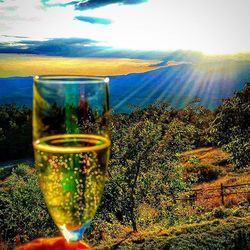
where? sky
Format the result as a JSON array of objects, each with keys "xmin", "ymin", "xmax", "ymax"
[{"xmin": 0, "ymin": 0, "xmax": 250, "ymax": 56}]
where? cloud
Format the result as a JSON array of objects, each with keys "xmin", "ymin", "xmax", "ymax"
[
  {"xmin": 75, "ymin": 15, "xmax": 112, "ymax": 24},
  {"xmin": 1, "ymin": 0, "xmax": 250, "ymax": 54},
  {"xmin": 40, "ymin": 0, "xmax": 147, "ymax": 10},
  {"xmin": 0, "ymin": 37, "xmax": 205, "ymax": 66},
  {"xmin": 0, "ymin": 37, "xmax": 112, "ymax": 56},
  {"xmin": 0, "ymin": 0, "xmax": 102, "ymax": 42},
  {"xmin": 75, "ymin": 0, "xmax": 148, "ymax": 10},
  {"xmin": 2, "ymin": 35, "xmax": 29, "ymax": 39},
  {"xmin": 41, "ymin": 0, "xmax": 78, "ymax": 8}
]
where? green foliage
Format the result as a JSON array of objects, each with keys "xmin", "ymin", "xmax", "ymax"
[
  {"xmin": 103, "ymin": 217, "xmax": 250, "ymax": 250},
  {"xmin": 0, "ymin": 91, "xmax": 249, "ymax": 248},
  {"xmin": 210, "ymin": 207, "xmax": 228, "ymax": 219},
  {"xmin": 210, "ymin": 83, "xmax": 250, "ymax": 168},
  {"xmin": 0, "ymin": 104, "xmax": 32, "ymax": 161},
  {"xmin": 185, "ymin": 165, "xmax": 225, "ymax": 183},
  {"xmin": 175, "ymin": 104, "xmax": 215, "ymax": 147},
  {"xmin": 206, "ymin": 206, "xmax": 249, "ymax": 220},
  {"xmin": 0, "ymin": 164, "xmax": 57, "ymax": 247},
  {"xmin": 165, "ymin": 118, "xmax": 198, "ymax": 152},
  {"xmin": 98, "ymin": 103, "xmax": 193, "ymax": 232},
  {"xmin": 86, "ymin": 212, "xmax": 123, "ymax": 246},
  {"xmin": 0, "ymin": 167, "xmax": 12, "ymax": 180},
  {"xmin": 188, "ymin": 156, "xmax": 200, "ymax": 165}
]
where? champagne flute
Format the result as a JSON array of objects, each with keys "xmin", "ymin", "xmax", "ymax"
[{"xmin": 32, "ymin": 75, "xmax": 110, "ymax": 243}]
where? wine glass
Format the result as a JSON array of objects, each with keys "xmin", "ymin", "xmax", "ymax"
[{"xmin": 32, "ymin": 75, "xmax": 110, "ymax": 243}]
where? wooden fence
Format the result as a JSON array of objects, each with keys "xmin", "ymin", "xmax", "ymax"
[{"xmin": 168, "ymin": 182, "xmax": 250, "ymax": 206}]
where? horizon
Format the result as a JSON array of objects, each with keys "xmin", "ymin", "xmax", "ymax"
[{"xmin": 1, "ymin": 50, "xmax": 250, "ymax": 77}]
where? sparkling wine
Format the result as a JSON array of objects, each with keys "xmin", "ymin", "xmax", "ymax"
[{"xmin": 33, "ymin": 134, "xmax": 110, "ymax": 241}]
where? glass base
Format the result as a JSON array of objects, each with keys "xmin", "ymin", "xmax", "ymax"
[{"xmin": 59, "ymin": 220, "xmax": 91, "ymax": 242}]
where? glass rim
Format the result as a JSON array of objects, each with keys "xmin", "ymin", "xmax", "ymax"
[
  {"xmin": 33, "ymin": 134, "xmax": 111, "ymax": 153},
  {"xmin": 34, "ymin": 75, "xmax": 109, "ymax": 84}
]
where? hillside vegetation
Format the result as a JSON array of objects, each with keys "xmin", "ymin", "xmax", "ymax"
[
  {"xmin": 96, "ymin": 216, "xmax": 250, "ymax": 250},
  {"xmin": 0, "ymin": 83, "xmax": 249, "ymax": 249}
]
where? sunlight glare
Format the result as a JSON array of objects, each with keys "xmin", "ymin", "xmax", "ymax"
[{"xmin": 83, "ymin": 0, "xmax": 250, "ymax": 54}]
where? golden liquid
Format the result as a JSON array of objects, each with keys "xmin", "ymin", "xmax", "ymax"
[{"xmin": 33, "ymin": 134, "xmax": 110, "ymax": 234}]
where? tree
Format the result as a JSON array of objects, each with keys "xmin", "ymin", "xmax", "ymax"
[
  {"xmin": 0, "ymin": 104, "xmax": 32, "ymax": 161},
  {"xmin": 175, "ymin": 103, "xmax": 215, "ymax": 147},
  {"xmin": 210, "ymin": 83, "xmax": 250, "ymax": 168},
  {"xmin": 99, "ymin": 104, "xmax": 192, "ymax": 232}
]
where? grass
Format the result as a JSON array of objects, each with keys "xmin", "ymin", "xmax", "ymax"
[
  {"xmin": 94, "ymin": 215, "xmax": 250, "ymax": 249},
  {"xmin": 178, "ymin": 147, "xmax": 250, "ymax": 209},
  {"xmin": 88, "ymin": 147, "xmax": 250, "ymax": 249},
  {"xmin": 180, "ymin": 147, "xmax": 232, "ymax": 170}
]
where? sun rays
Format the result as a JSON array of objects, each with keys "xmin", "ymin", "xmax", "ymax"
[{"xmin": 111, "ymin": 55, "xmax": 249, "ymax": 112}]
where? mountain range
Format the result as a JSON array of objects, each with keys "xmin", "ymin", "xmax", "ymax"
[{"xmin": 0, "ymin": 59, "xmax": 250, "ymax": 113}]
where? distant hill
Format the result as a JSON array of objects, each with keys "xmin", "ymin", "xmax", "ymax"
[
  {"xmin": 110, "ymin": 61, "xmax": 250, "ymax": 112},
  {"xmin": 0, "ymin": 76, "xmax": 33, "ymax": 106},
  {"xmin": 0, "ymin": 60, "xmax": 250, "ymax": 112}
]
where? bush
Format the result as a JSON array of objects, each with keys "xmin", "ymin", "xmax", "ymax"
[
  {"xmin": 0, "ymin": 167, "xmax": 12, "ymax": 180},
  {"xmin": 210, "ymin": 207, "xmax": 228, "ymax": 219},
  {"xmin": 0, "ymin": 164, "xmax": 57, "ymax": 248},
  {"xmin": 188, "ymin": 156, "xmax": 200, "ymax": 165},
  {"xmin": 0, "ymin": 104, "xmax": 32, "ymax": 161},
  {"xmin": 186, "ymin": 165, "xmax": 224, "ymax": 183}
]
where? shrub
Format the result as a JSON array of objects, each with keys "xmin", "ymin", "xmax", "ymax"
[
  {"xmin": 210, "ymin": 207, "xmax": 228, "ymax": 219},
  {"xmin": 0, "ymin": 164, "xmax": 57, "ymax": 247},
  {"xmin": 186, "ymin": 165, "xmax": 224, "ymax": 183},
  {"xmin": 188, "ymin": 156, "xmax": 200, "ymax": 165},
  {"xmin": 232, "ymin": 207, "xmax": 249, "ymax": 217},
  {"xmin": 0, "ymin": 167, "xmax": 12, "ymax": 180},
  {"xmin": 0, "ymin": 104, "xmax": 32, "ymax": 161}
]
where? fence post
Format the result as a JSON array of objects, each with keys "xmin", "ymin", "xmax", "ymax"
[
  {"xmin": 221, "ymin": 183, "xmax": 225, "ymax": 205},
  {"xmin": 170, "ymin": 189, "xmax": 176, "ymax": 204},
  {"xmin": 194, "ymin": 191, "xmax": 197, "ymax": 202},
  {"xmin": 190, "ymin": 192, "xmax": 197, "ymax": 206}
]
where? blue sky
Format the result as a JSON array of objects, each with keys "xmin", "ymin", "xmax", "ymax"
[{"xmin": 0, "ymin": 0, "xmax": 250, "ymax": 56}]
